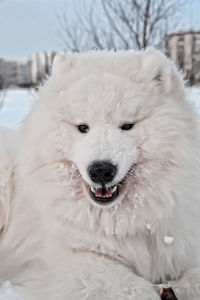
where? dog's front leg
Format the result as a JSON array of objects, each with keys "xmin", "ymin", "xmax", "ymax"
[{"xmin": 58, "ymin": 253, "xmax": 161, "ymax": 300}]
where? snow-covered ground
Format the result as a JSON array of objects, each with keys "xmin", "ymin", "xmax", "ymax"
[
  {"xmin": 0, "ymin": 87, "xmax": 200, "ymax": 129},
  {"xmin": 0, "ymin": 89, "xmax": 36, "ymax": 128},
  {"xmin": 187, "ymin": 86, "xmax": 200, "ymax": 111}
]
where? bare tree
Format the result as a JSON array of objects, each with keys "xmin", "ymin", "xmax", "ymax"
[{"xmin": 58, "ymin": 0, "xmax": 186, "ymax": 51}]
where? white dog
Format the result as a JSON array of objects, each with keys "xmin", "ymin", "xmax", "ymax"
[{"xmin": 0, "ymin": 48, "xmax": 200, "ymax": 299}]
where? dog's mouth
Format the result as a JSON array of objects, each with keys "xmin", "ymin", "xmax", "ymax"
[
  {"xmin": 89, "ymin": 184, "xmax": 119, "ymax": 205},
  {"xmin": 82, "ymin": 162, "xmax": 140, "ymax": 206}
]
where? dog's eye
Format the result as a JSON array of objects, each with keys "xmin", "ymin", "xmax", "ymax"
[
  {"xmin": 77, "ymin": 124, "xmax": 89, "ymax": 133},
  {"xmin": 120, "ymin": 123, "xmax": 134, "ymax": 131}
]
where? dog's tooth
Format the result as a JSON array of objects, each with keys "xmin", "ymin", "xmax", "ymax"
[
  {"xmin": 112, "ymin": 186, "xmax": 117, "ymax": 192},
  {"xmin": 91, "ymin": 187, "xmax": 96, "ymax": 193}
]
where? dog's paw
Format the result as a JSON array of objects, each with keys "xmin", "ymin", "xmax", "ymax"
[{"xmin": 160, "ymin": 287, "xmax": 178, "ymax": 300}]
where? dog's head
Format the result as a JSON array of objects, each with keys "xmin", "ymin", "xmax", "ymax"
[{"xmin": 20, "ymin": 49, "xmax": 198, "ymax": 236}]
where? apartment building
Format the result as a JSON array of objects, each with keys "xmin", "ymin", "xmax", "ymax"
[{"xmin": 165, "ymin": 31, "xmax": 200, "ymax": 84}]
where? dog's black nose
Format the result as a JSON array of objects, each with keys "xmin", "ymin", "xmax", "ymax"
[{"xmin": 88, "ymin": 161, "xmax": 117, "ymax": 184}]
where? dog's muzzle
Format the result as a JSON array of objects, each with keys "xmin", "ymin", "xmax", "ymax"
[{"xmin": 87, "ymin": 161, "xmax": 118, "ymax": 205}]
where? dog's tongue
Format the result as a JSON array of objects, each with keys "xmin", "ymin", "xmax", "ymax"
[{"xmin": 95, "ymin": 186, "xmax": 113, "ymax": 198}]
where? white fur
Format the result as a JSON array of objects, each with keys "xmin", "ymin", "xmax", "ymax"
[{"xmin": 0, "ymin": 48, "xmax": 200, "ymax": 299}]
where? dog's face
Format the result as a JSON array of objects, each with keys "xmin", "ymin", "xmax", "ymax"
[
  {"xmin": 60, "ymin": 74, "xmax": 140, "ymax": 207},
  {"xmin": 39, "ymin": 49, "xmax": 188, "ymax": 210}
]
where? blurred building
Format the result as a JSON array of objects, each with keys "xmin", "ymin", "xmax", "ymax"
[
  {"xmin": 17, "ymin": 60, "xmax": 32, "ymax": 87},
  {"xmin": 165, "ymin": 31, "xmax": 200, "ymax": 84},
  {"xmin": 0, "ymin": 59, "xmax": 18, "ymax": 88},
  {"xmin": 0, "ymin": 51, "xmax": 57, "ymax": 89}
]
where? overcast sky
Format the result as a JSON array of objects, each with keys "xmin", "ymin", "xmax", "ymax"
[
  {"xmin": 0, "ymin": 0, "xmax": 68, "ymax": 59},
  {"xmin": 0, "ymin": 0, "xmax": 200, "ymax": 60}
]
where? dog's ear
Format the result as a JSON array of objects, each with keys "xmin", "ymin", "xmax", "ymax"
[
  {"xmin": 51, "ymin": 51, "xmax": 76, "ymax": 77},
  {"xmin": 138, "ymin": 48, "xmax": 184, "ymax": 94}
]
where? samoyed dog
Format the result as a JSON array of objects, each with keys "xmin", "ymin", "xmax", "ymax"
[{"xmin": 0, "ymin": 48, "xmax": 200, "ymax": 299}]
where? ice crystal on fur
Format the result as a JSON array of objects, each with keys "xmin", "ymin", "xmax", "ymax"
[
  {"xmin": 164, "ymin": 236, "xmax": 174, "ymax": 245},
  {"xmin": 146, "ymin": 223, "xmax": 152, "ymax": 232}
]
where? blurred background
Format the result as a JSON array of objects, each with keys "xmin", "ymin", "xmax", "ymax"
[{"xmin": 0, "ymin": 0, "xmax": 200, "ymax": 128}]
